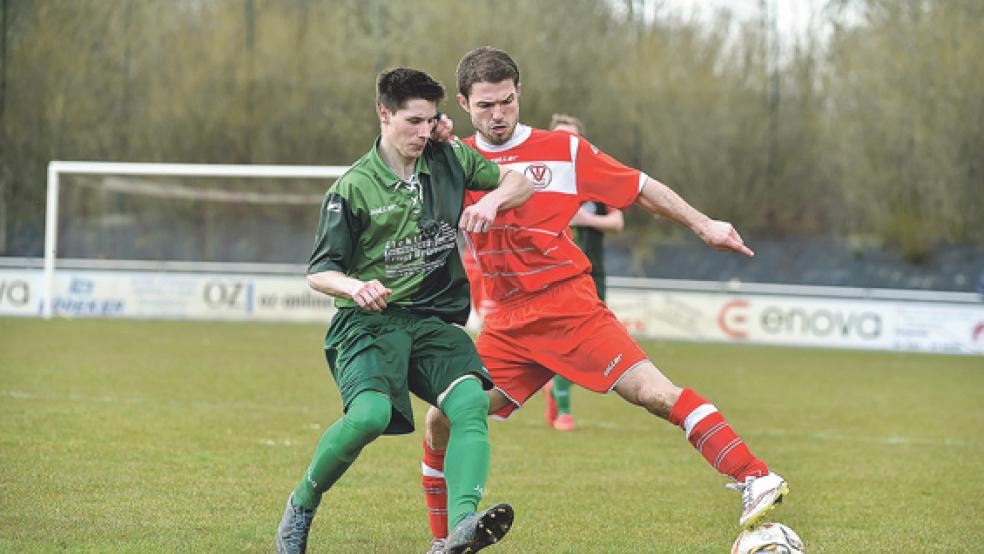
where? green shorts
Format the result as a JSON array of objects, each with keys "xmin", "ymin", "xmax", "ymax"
[{"xmin": 323, "ymin": 308, "xmax": 492, "ymax": 435}]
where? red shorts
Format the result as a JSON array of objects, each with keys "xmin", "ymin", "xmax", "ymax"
[{"xmin": 476, "ymin": 274, "xmax": 649, "ymax": 418}]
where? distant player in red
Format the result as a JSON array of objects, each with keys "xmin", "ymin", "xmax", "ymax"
[{"xmin": 421, "ymin": 47, "xmax": 788, "ymax": 552}]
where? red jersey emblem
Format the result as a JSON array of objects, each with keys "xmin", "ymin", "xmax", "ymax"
[{"xmin": 524, "ymin": 162, "xmax": 553, "ymax": 191}]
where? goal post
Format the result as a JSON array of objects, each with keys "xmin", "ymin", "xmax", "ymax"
[{"xmin": 43, "ymin": 161, "xmax": 349, "ymax": 319}]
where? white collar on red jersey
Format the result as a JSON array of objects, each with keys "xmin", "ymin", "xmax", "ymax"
[{"xmin": 474, "ymin": 123, "xmax": 532, "ymax": 152}]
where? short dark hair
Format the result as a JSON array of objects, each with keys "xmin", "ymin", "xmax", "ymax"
[
  {"xmin": 376, "ymin": 67, "xmax": 445, "ymax": 112},
  {"xmin": 456, "ymin": 47, "xmax": 520, "ymax": 99}
]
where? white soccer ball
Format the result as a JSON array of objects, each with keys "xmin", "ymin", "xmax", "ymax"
[{"xmin": 731, "ymin": 522, "xmax": 806, "ymax": 554}]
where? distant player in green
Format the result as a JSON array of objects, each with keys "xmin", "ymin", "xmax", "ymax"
[
  {"xmin": 275, "ymin": 67, "xmax": 533, "ymax": 554},
  {"xmin": 543, "ymin": 114, "xmax": 625, "ymax": 432}
]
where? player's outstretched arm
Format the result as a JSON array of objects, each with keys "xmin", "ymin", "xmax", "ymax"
[
  {"xmin": 306, "ymin": 270, "xmax": 392, "ymax": 312},
  {"xmin": 459, "ymin": 169, "xmax": 534, "ymax": 233},
  {"xmin": 636, "ymin": 177, "xmax": 754, "ymax": 257}
]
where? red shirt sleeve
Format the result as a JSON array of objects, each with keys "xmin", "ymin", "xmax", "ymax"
[{"xmin": 574, "ymin": 135, "xmax": 645, "ymax": 210}]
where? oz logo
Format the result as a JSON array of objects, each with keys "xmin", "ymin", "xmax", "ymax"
[
  {"xmin": 203, "ymin": 280, "xmax": 249, "ymax": 310},
  {"xmin": 524, "ymin": 163, "xmax": 553, "ymax": 191}
]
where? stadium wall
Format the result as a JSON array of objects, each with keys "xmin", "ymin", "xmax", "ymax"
[{"xmin": 1, "ymin": 263, "xmax": 981, "ymax": 355}]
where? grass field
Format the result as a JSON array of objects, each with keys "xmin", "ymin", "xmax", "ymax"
[{"xmin": 1, "ymin": 318, "xmax": 982, "ymax": 553}]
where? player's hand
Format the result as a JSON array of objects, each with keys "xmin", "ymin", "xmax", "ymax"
[
  {"xmin": 430, "ymin": 113, "xmax": 454, "ymax": 142},
  {"xmin": 698, "ymin": 220, "xmax": 755, "ymax": 257},
  {"xmin": 459, "ymin": 200, "xmax": 498, "ymax": 233},
  {"xmin": 348, "ymin": 279, "xmax": 392, "ymax": 311}
]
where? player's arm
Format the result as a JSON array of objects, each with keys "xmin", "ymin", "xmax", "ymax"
[
  {"xmin": 636, "ymin": 177, "xmax": 754, "ymax": 256},
  {"xmin": 454, "ymin": 140, "xmax": 534, "ymax": 232},
  {"xmin": 307, "ymin": 271, "xmax": 391, "ymax": 312},
  {"xmin": 306, "ymin": 189, "xmax": 392, "ymax": 312},
  {"xmin": 569, "ymin": 207, "xmax": 624, "ymax": 233},
  {"xmin": 460, "ymin": 169, "xmax": 533, "ymax": 232}
]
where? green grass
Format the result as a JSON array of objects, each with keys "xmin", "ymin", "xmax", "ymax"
[{"xmin": 1, "ymin": 318, "xmax": 982, "ymax": 553}]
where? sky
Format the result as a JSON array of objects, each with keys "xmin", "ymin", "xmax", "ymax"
[
  {"xmin": 662, "ymin": 0, "xmax": 824, "ymax": 38},
  {"xmin": 625, "ymin": 0, "xmax": 852, "ymax": 44}
]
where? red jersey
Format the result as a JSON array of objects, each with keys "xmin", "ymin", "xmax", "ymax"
[{"xmin": 463, "ymin": 124, "xmax": 646, "ymax": 302}]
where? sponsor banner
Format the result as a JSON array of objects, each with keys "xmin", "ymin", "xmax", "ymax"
[
  {"xmin": 2, "ymin": 268, "xmax": 981, "ymax": 354},
  {"xmin": 0, "ymin": 269, "xmax": 335, "ymax": 323},
  {"xmin": 606, "ymin": 288, "xmax": 984, "ymax": 355}
]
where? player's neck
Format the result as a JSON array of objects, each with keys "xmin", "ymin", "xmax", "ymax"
[{"xmin": 378, "ymin": 138, "xmax": 417, "ymax": 181}]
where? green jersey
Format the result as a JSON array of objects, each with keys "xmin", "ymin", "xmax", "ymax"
[
  {"xmin": 309, "ymin": 137, "xmax": 500, "ymax": 324},
  {"xmin": 573, "ymin": 201, "xmax": 607, "ymax": 279}
]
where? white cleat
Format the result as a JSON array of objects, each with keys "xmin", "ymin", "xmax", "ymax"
[
  {"xmin": 726, "ymin": 472, "xmax": 789, "ymax": 530},
  {"xmin": 426, "ymin": 538, "xmax": 446, "ymax": 554}
]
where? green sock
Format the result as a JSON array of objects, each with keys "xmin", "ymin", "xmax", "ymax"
[
  {"xmin": 440, "ymin": 377, "xmax": 491, "ymax": 528},
  {"xmin": 552, "ymin": 375, "xmax": 573, "ymax": 415},
  {"xmin": 292, "ymin": 391, "xmax": 392, "ymax": 510}
]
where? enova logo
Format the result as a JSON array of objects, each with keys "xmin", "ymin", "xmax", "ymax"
[{"xmin": 717, "ymin": 300, "xmax": 883, "ymax": 340}]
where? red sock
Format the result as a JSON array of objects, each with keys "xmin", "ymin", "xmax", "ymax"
[
  {"xmin": 668, "ymin": 388, "xmax": 768, "ymax": 481},
  {"xmin": 422, "ymin": 439, "xmax": 448, "ymax": 539}
]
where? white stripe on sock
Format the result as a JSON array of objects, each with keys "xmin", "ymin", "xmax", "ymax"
[
  {"xmin": 422, "ymin": 461, "xmax": 444, "ymax": 478},
  {"xmin": 683, "ymin": 403, "xmax": 719, "ymax": 439}
]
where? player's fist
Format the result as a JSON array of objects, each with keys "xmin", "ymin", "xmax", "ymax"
[
  {"xmin": 698, "ymin": 220, "xmax": 755, "ymax": 257},
  {"xmin": 348, "ymin": 279, "xmax": 392, "ymax": 311},
  {"xmin": 430, "ymin": 113, "xmax": 454, "ymax": 142},
  {"xmin": 459, "ymin": 202, "xmax": 497, "ymax": 233}
]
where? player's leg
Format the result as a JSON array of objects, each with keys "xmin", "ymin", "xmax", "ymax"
[
  {"xmin": 439, "ymin": 377, "xmax": 514, "ymax": 553},
  {"xmin": 439, "ymin": 377, "xmax": 491, "ymax": 528},
  {"xmin": 419, "ymin": 305, "xmax": 548, "ymax": 546},
  {"xmin": 422, "ymin": 387, "xmax": 512, "ymax": 547},
  {"xmin": 549, "ymin": 375, "xmax": 575, "ymax": 430},
  {"xmin": 613, "ymin": 362, "xmax": 787, "ymax": 529},
  {"xmin": 291, "ymin": 391, "xmax": 392, "ymax": 509},
  {"xmin": 277, "ymin": 391, "xmax": 392, "ymax": 554},
  {"xmin": 278, "ymin": 311, "xmax": 415, "ymax": 553},
  {"xmin": 410, "ymin": 319, "xmax": 516, "ymax": 552},
  {"xmin": 521, "ymin": 275, "xmax": 786, "ymax": 529}
]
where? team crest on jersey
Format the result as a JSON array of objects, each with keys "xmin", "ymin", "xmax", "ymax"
[{"xmin": 524, "ymin": 162, "xmax": 553, "ymax": 191}]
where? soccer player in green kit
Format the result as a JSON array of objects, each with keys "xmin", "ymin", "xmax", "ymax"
[
  {"xmin": 275, "ymin": 67, "xmax": 533, "ymax": 554},
  {"xmin": 543, "ymin": 114, "xmax": 625, "ymax": 432}
]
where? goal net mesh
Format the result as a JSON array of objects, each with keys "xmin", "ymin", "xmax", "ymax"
[{"xmin": 56, "ymin": 173, "xmax": 335, "ymax": 268}]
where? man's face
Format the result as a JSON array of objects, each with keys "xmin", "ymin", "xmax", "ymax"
[
  {"xmin": 457, "ymin": 80, "xmax": 520, "ymax": 146},
  {"xmin": 379, "ymin": 99, "xmax": 439, "ymax": 161}
]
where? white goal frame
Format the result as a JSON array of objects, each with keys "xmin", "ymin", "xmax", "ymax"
[{"xmin": 43, "ymin": 161, "xmax": 349, "ymax": 319}]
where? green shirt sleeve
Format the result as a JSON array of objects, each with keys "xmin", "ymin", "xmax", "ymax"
[
  {"xmin": 451, "ymin": 139, "xmax": 501, "ymax": 191},
  {"xmin": 308, "ymin": 190, "xmax": 361, "ymax": 275}
]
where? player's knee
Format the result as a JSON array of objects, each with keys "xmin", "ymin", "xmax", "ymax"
[
  {"xmin": 487, "ymin": 389, "xmax": 510, "ymax": 415},
  {"xmin": 345, "ymin": 393, "xmax": 392, "ymax": 441},
  {"xmin": 440, "ymin": 377, "xmax": 489, "ymax": 423},
  {"xmin": 425, "ymin": 405, "xmax": 451, "ymax": 449},
  {"xmin": 638, "ymin": 385, "xmax": 681, "ymax": 419}
]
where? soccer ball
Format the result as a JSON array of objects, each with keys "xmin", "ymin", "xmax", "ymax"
[{"xmin": 731, "ymin": 522, "xmax": 805, "ymax": 554}]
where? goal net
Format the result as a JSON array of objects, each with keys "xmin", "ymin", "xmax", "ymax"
[{"xmin": 42, "ymin": 162, "xmax": 347, "ymax": 319}]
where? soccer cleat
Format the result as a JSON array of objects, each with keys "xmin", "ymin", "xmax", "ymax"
[
  {"xmin": 444, "ymin": 503, "xmax": 515, "ymax": 554},
  {"xmin": 726, "ymin": 472, "xmax": 789, "ymax": 530},
  {"xmin": 426, "ymin": 538, "xmax": 447, "ymax": 554},
  {"xmin": 543, "ymin": 381, "xmax": 558, "ymax": 426},
  {"xmin": 275, "ymin": 493, "xmax": 317, "ymax": 554},
  {"xmin": 553, "ymin": 413, "xmax": 576, "ymax": 431}
]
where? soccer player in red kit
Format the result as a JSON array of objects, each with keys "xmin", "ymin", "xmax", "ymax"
[{"xmin": 421, "ymin": 47, "xmax": 788, "ymax": 553}]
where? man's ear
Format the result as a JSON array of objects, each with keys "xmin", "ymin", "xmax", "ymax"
[
  {"xmin": 378, "ymin": 105, "xmax": 390, "ymax": 124},
  {"xmin": 456, "ymin": 93, "xmax": 469, "ymax": 113}
]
